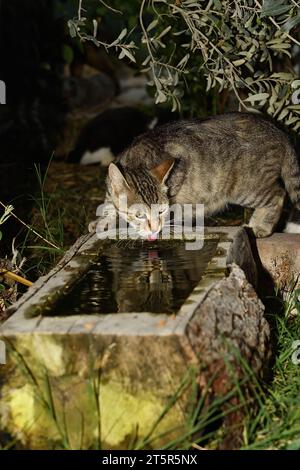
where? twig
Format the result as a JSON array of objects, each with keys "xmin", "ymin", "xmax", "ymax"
[
  {"xmin": 0, "ymin": 200, "xmax": 61, "ymax": 251},
  {"xmin": 227, "ymin": 67, "xmax": 252, "ymax": 112},
  {"xmin": 99, "ymin": 0, "xmax": 122, "ymax": 15},
  {"xmin": 78, "ymin": 0, "xmax": 84, "ymax": 20},
  {"xmin": 139, "ymin": 0, "xmax": 155, "ymax": 64},
  {"xmin": 1, "ymin": 270, "xmax": 33, "ymax": 288}
]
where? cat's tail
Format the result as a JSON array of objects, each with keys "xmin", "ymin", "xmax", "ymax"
[{"xmin": 281, "ymin": 145, "xmax": 300, "ymax": 210}]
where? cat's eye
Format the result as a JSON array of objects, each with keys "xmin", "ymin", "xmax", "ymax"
[
  {"xmin": 159, "ymin": 207, "xmax": 168, "ymax": 215},
  {"xmin": 135, "ymin": 212, "xmax": 147, "ymax": 219}
]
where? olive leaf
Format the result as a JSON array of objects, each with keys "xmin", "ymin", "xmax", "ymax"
[
  {"xmin": 70, "ymin": 0, "xmax": 300, "ymax": 132},
  {"xmin": 261, "ymin": 0, "xmax": 293, "ymax": 18},
  {"xmin": 282, "ymin": 14, "xmax": 300, "ymax": 32},
  {"xmin": 245, "ymin": 93, "xmax": 270, "ymax": 103}
]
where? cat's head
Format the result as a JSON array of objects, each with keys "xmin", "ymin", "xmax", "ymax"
[{"xmin": 107, "ymin": 159, "xmax": 174, "ymax": 239}]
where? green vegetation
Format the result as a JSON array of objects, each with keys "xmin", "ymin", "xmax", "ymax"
[
  {"xmin": 244, "ymin": 288, "xmax": 300, "ymax": 450},
  {"xmin": 20, "ymin": 163, "xmax": 66, "ymax": 278},
  {"xmin": 69, "ymin": 0, "xmax": 300, "ymax": 128}
]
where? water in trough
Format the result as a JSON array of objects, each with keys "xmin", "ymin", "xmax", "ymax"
[{"xmin": 49, "ymin": 239, "xmax": 218, "ymax": 315}]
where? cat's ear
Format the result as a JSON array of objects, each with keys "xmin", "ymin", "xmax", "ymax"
[
  {"xmin": 150, "ymin": 158, "xmax": 175, "ymax": 185},
  {"xmin": 108, "ymin": 163, "xmax": 130, "ymax": 195}
]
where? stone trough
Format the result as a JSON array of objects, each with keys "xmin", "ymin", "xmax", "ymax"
[{"xmin": 0, "ymin": 226, "xmax": 271, "ymax": 449}]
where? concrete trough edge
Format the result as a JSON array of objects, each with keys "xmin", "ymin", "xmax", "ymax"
[{"xmin": 0, "ymin": 227, "xmax": 240, "ymax": 338}]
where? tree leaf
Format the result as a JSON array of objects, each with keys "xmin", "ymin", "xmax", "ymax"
[
  {"xmin": 68, "ymin": 20, "xmax": 77, "ymax": 38},
  {"xmin": 245, "ymin": 92, "xmax": 270, "ymax": 102},
  {"xmin": 232, "ymin": 58, "xmax": 246, "ymax": 66},
  {"xmin": 278, "ymin": 108, "xmax": 289, "ymax": 120},
  {"xmin": 271, "ymin": 72, "xmax": 294, "ymax": 80},
  {"xmin": 118, "ymin": 48, "xmax": 136, "ymax": 62},
  {"xmin": 261, "ymin": 0, "xmax": 293, "ymax": 18},
  {"xmin": 118, "ymin": 28, "xmax": 127, "ymax": 42},
  {"xmin": 147, "ymin": 19, "xmax": 158, "ymax": 32},
  {"xmin": 156, "ymin": 26, "xmax": 172, "ymax": 40},
  {"xmin": 155, "ymin": 90, "xmax": 167, "ymax": 104},
  {"xmin": 282, "ymin": 14, "xmax": 300, "ymax": 32},
  {"xmin": 177, "ymin": 53, "xmax": 190, "ymax": 68}
]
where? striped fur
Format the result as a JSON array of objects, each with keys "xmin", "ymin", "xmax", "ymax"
[{"xmin": 101, "ymin": 112, "xmax": 300, "ymax": 238}]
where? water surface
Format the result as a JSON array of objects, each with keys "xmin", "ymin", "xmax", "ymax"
[{"xmin": 50, "ymin": 239, "xmax": 217, "ymax": 315}]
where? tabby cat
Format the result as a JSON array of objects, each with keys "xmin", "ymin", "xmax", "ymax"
[{"xmin": 90, "ymin": 112, "xmax": 300, "ymax": 238}]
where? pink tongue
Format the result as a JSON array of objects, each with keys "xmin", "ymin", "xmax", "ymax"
[{"xmin": 147, "ymin": 234, "xmax": 157, "ymax": 241}]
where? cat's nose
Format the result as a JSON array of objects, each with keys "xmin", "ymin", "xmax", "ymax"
[{"xmin": 150, "ymin": 221, "xmax": 160, "ymax": 233}]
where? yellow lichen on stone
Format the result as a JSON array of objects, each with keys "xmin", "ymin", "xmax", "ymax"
[
  {"xmin": 0, "ymin": 334, "xmax": 189, "ymax": 448},
  {"xmin": 0, "ymin": 383, "xmax": 59, "ymax": 447},
  {"xmin": 12, "ymin": 333, "xmax": 66, "ymax": 377},
  {"xmin": 32, "ymin": 335, "xmax": 65, "ymax": 376},
  {"xmin": 98, "ymin": 380, "xmax": 185, "ymax": 447},
  {"xmin": 0, "ymin": 373, "xmax": 186, "ymax": 449}
]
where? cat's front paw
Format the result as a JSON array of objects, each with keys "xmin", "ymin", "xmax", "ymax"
[
  {"xmin": 244, "ymin": 223, "xmax": 273, "ymax": 238},
  {"xmin": 88, "ymin": 219, "xmax": 99, "ymax": 233}
]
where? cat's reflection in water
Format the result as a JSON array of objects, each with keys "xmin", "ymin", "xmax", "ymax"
[
  {"xmin": 54, "ymin": 241, "xmax": 217, "ymax": 315},
  {"xmin": 113, "ymin": 250, "xmax": 174, "ymax": 313}
]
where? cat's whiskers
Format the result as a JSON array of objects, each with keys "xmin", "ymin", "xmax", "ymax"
[{"xmin": 163, "ymin": 224, "xmax": 184, "ymax": 228}]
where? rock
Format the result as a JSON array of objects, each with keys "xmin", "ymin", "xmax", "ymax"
[
  {"xmin": 186, "ymin": 264, "xmax": 270, "ymax": 448},
  {"xmin": 256, "ymin": 233, "xmax": 300, "ymax": 292}
]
